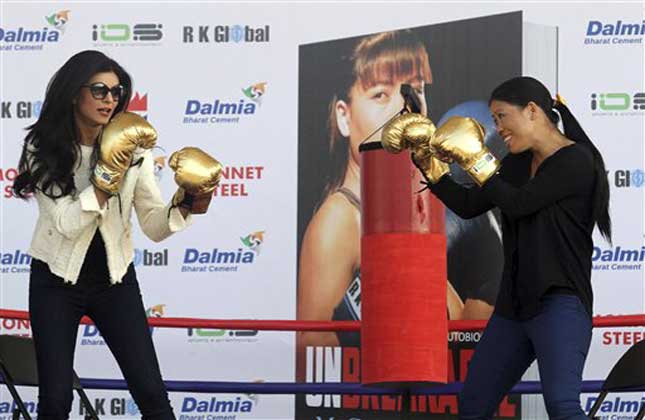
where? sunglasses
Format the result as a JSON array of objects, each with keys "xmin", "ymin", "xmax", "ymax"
[{"xmin": 81, "ymin": 83, "xmax": 125, "ymax": 102}]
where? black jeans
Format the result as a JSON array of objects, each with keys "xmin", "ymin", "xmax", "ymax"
[{"xmin": 29, "ymin": 237, "xmax": 175, "ymax": 420}]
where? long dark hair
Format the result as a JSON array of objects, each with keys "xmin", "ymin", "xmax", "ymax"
[
  {"xmin": 489, "ymin": 76, "xmax": 611, "ymax": 242},
  {"xmin": 13, "ymin": 50, "xmax": 132, "ymax": 199}
]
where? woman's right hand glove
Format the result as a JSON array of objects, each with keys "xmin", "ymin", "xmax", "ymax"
[
  {"xmin": 381, "ymin": 112, "xmax": 450, "ymax": 184},
  {"xmin": 411, "ymin": 141, "xmax": 451, "ymax": 185},
  {"xmin": 92, "ymin": 112, "xmax": 157, "ymax": 195}
]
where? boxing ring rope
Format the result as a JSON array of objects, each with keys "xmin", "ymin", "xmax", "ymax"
[
  {"xmin": 71, "ymin": 380, "xmax": 641, "ymax": 395},
  {"xmin": 0, "ymin": 309, "xmax": 644, "ymax": 396},
  {"xmin": 0, "ymin": 309, "xmax": 643, "ymax": 331}
]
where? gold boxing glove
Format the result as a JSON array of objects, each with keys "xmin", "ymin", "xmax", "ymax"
[
  {"xmin": 92, "ymin": 112, "xmax": 157, "ymax": 195},
  {"xmin": 411, "ymin": 141, "xmax": 450, "ymax": 184},
  {"xmin": 430, "ymin": 116, "xmax": 500, "ymax": 186},
  {"xmin": 381, "ymin": 112, "xmax": 435, "ymax": 153},
  {"xmin": 169, "ymin": 147, "xmax": 222, "ymax": 214},
  {"xmin": 381, "ymin": 112, "xmax": 449, "ymax": 184}
]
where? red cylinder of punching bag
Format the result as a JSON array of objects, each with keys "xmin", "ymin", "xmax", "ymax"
[{"xmin": 359, "ymin": 142, "xmax": 448, "ymax": 386}]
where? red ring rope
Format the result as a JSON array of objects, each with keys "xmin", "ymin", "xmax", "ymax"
[{"xmin": 0, "ymin": 309, "xmax": 642, "ymax": 331}]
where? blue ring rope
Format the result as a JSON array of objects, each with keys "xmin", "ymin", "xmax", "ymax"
[
  {"xmin": 3, "ymin": 378, "xmax": 643, "ymax": 394},
  {"xmin": 75, "ymin": 379, "xmax": 645, "ymax": 394}
]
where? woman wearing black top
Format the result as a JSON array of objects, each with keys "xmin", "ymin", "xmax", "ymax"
[{"xmin": 382, "ymin": 76, "xmax": 611, "ymax": 419}]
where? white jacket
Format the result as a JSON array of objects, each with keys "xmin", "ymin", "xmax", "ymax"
[{"xmin": 28, "ymin": 148, "xmax": 192, "ymax": 284}]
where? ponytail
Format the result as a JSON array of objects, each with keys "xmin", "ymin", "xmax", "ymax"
[{"xmin": 553, "ymin": 99, "xmax": 612, "ymax": 243}]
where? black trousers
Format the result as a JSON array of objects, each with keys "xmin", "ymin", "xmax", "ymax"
[{"xmin": 29, "ymin": 233, "xmax": 175, "ymax": 420}]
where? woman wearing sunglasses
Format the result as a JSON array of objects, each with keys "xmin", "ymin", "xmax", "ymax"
[{"xmin": 12, "ymin": 50, "xmax": 200, "ymax": 420}]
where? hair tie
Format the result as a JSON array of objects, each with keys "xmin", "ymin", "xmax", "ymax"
[{"xmin": 553, "ymin": 93, "xmax": 567, "ymax": 108}]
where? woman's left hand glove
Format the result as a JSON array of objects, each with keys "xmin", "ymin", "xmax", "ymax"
[
  {"xmin": 430, "ymin": 116, "xmax": 500, "ymax": 186},
  {"xmin": 169, "ymin": 147, "xmax": 222, "ymax": 214}
]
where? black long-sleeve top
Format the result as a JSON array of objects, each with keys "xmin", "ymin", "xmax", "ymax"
[{"xmin": 429, "ymin": 143, "xmax": 596, "ymax": 320}]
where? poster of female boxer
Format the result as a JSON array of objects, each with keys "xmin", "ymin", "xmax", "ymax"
[{"xmin": 297, "ymin": 11, "xmax": 526, "ymax": 419}]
